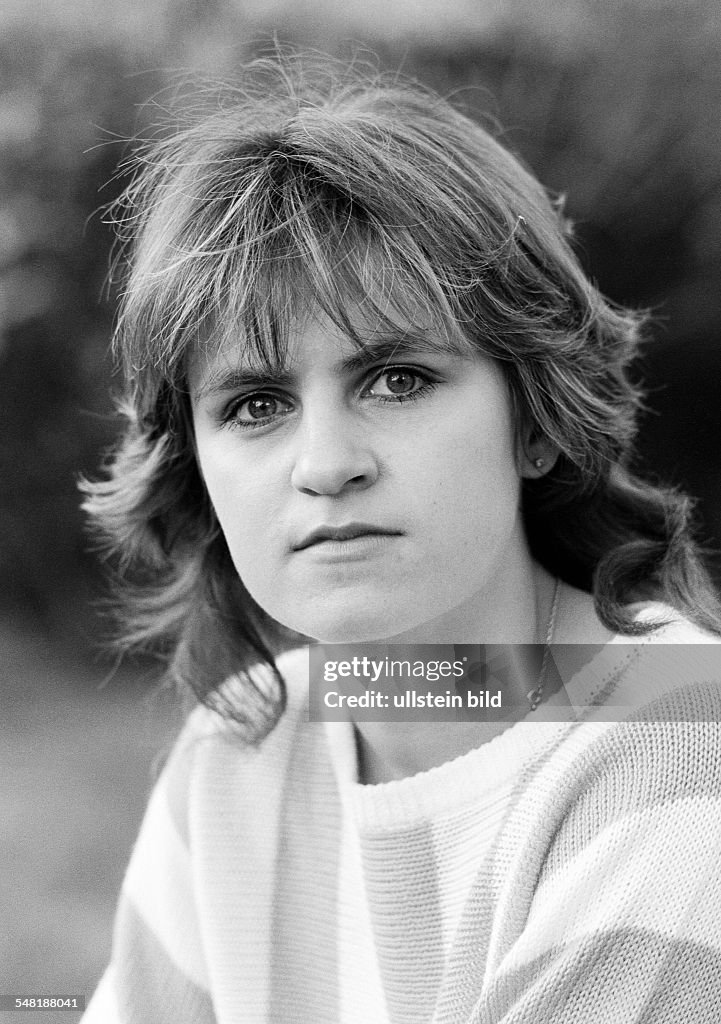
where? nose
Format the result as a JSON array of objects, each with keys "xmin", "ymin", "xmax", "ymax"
[{"xmin": 290, "ymin": 403, "xmax": 379, "ymax": 496}]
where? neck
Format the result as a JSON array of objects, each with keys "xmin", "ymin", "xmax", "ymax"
[
  {"xmin": 352, "ymin": 561, "xmax": 561, "ymax": 784},
  {"xmin": 383, "ymin": 553, "xmax": 545, "ymax": 646}
]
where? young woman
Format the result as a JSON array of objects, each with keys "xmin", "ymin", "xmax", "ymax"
[{"xmin": 82, "ymin": 58, "xmax": 721, "ymax": 1023}]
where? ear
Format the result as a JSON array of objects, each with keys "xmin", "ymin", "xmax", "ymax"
[{"xmin": 516, "ymin": 425, "xmax": 559, "ymax": 480}]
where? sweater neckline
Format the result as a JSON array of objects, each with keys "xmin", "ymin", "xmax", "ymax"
[{"xmin": 326, "ymin": 601, "xmax": 686, "ymax": 831}]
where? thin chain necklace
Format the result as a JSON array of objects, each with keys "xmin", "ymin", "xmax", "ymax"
[{"xmin": 527, "ymin": 577, "xmax": 561, "ymax": 712}]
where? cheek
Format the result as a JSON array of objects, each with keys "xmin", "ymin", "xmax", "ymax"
[
  {"xmin": 207, "ymin": 471, "xmax": 275, "ymax": 554},
  {"xmin": 207, "ymin": 478, "xmax": 287, "ymax": 617},
  {"xmin": 428, "ymin": 417, "xmax": 520, "ymax": 502},
  {"xmin": 421, "ymin": 424, "xmax": 522, "ymax": 555},
  {"xmin": 194, "ymin": 441, "xmax": 272, "ymax": 557}
]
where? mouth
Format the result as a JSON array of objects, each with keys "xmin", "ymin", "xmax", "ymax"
[{"xmin": 293, "ymin": 523, "xmax": 402, "ymax": 552}]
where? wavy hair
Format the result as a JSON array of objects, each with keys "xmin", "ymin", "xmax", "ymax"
[{"xmin": 83, "ymin": 56, "xmax": 721, "ymax": 736}]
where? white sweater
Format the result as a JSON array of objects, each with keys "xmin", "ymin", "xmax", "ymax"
[{"xmin": 84, "ymin": 610, "xmax": 721, "ymax": 1023}]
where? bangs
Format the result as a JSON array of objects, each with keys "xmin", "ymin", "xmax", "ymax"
[
  {"xmin": 116, "ymin": 123, "xmax": 491, "ymax": 391},
  {"xmin": 177, "ymin": 182, "xmax": 475, "ymax": 381}
]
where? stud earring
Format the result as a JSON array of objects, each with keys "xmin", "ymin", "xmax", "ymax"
[{"xmin": 533, "ymin": 457, "xmax": 545, "ymax": 470}]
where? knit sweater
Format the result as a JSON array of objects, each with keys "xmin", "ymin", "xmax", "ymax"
[{"xmin": 83, "ymin": 608, "xmax": 721, "ymax": 1023}]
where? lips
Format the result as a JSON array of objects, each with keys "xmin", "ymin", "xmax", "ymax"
[{"xmin": 293, "ymin": 523, "xmax": 402, "ymax": 551}]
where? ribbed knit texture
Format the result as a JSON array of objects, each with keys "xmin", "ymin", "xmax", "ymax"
[{"xmin": 83, "ymin": 608, "xmax": 721, "ymax": 1023}]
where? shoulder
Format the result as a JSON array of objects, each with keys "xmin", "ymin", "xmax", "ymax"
[
  {"xmin": 158, "ymin": 646, "xmax": 313, "ymax": 845},
  {"xmin": 540, "ymin": 607, "xmax": 721, "ymax": 841},
  {"xmin": 481, "ymin": 603, "xmax": 721, "ymax": 986},
  {"xmin": 521, "ymin": 603, "xmax": 721, "ymax": 836},
  {"xmin": 508, "ymin": 685, "xmax": 721, "ymax": 923}
]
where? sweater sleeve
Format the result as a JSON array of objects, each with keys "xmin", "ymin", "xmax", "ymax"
[
  {"xmin": 463, "ymin": 703, "xmax": 721, "ymax": 1022},
  {"xmin": 81, "ymin": 710, "xmax": 217, "ymax": 1024}
]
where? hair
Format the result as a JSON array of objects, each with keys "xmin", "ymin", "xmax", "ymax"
[{"xmin": 83, "ymin": 54, "xmax": 721, "ymax": 737}]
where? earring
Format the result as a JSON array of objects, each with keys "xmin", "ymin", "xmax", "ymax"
[{"xmin": 533, "ymin": 457, "xmax": 545, "ymax": 470}]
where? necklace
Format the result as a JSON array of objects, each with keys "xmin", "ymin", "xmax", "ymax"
[{"xmin": 526, "ymin": 577, "xmax": 561, "ymax": 712}]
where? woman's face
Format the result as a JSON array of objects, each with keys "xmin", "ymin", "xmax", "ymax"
[{"xmin": 189, "ymin": 311, "xmax": 534, "ymax": 643}]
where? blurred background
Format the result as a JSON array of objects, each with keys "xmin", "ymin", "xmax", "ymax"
[{"xmin": 2, "ymin": 0, "xmax": 720, "ymax": 1018}]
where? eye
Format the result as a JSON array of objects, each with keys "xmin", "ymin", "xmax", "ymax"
[
  {"xmin": 225, "ymin": 392, "xmax": 293, "ymax": 428},
  {"xmin": 366, "ymin": 366, "xmax": 436, "ymax": 402}
]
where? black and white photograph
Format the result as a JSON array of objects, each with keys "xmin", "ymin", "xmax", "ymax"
[{"xmin": 2, "ymin": 1, "xmax": 721, "ymax": 1022}]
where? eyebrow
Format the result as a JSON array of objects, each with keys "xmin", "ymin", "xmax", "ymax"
[
  {"xmin": 195, "ymin": 366, "xmax": 295, "ymax": 400},
  {"xmin": 341, "ymin": 331, "xmax": 451, "ymax": 370},
  {"xmin": 194, "ymin": 331, "xmax": 453, "ymax": 400}
]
